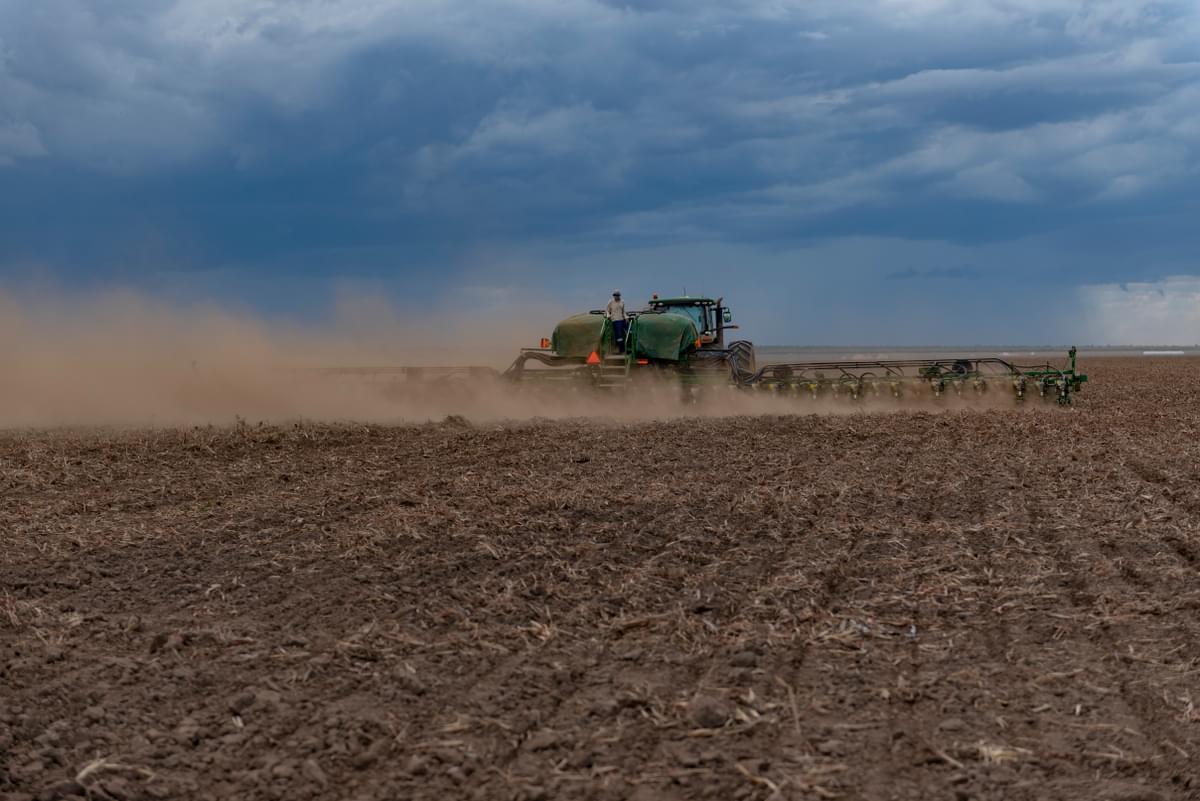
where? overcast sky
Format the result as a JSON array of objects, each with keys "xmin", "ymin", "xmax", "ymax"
[{"xmin": 2, "ymin": 0, "xmax": 1199, "ymax": 343}]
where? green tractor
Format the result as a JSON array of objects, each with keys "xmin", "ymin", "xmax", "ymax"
[
  {"xmin": 506, "ymin": 293, "xmax": 1087, "ymax": 404},
  {"xmin": 506, "ymin": 295, "xmax": 756, "ymax": 389}
]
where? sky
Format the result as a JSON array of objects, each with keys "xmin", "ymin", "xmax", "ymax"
[{"xmin": 2, "ymin": 0, "xmax": 1199, "ymax": 344}]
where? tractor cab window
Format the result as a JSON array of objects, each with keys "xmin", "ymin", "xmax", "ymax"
[{"xmin": 674, "ymin": 305, "xmax": 709, "ymax": 334}]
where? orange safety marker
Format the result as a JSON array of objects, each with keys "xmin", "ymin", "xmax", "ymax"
[{"xmin": 586, "ymin": 351, "xmax": 601, "ymax": 365}]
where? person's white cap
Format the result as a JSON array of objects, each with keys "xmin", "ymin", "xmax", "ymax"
[{"xmin": 613, "ymin": 290, "xmax": 620, "ymax": 295}]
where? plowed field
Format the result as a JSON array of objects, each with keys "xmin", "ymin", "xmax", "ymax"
[{"xmin": 2, "ymin": 358, "xmax": 1198, "ymax": 801}]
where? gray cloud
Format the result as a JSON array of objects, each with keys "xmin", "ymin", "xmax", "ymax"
[{"xmin": 0, "ymin": 121, "xmax": 46, "ymax": 165}]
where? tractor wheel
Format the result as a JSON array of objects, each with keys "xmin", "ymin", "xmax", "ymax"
[{"xmin": 727, "ymin": 340, "xmax": 757, "ymax": 376}]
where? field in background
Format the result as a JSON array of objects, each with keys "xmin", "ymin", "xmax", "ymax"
[
  {"xmin": 2, "ymin": 358, "xmax": 1199, "ymax": 801},
  {"xmin": 757, "ymin": 345, "xmax": 1197, "ymax": 361}
]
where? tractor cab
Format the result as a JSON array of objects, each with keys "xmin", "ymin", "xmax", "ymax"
[{"xmin": 646, "ymin": 295, "xmax": 735, "ymax": 348}]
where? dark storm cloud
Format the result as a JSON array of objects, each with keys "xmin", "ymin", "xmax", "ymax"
[{"xmin": 1, "ymin": 0, "xmax": 1199, "ymax": 341}]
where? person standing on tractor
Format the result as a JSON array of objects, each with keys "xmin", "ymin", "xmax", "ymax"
[{"xmin": 606, "ymin": 291, "xmax": 628, "ymax": 353}]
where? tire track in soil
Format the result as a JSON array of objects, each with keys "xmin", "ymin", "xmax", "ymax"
[
  {"xmin": 383, "ymin": 453, "xmax": 766, "ymax": 800},
  {"xmin": 833, "ymin": 426, "xmax": 982, "ymax": 801},
  {"xmin": 474, "ymin": 423, "xmax": 891, "ymax": 801},
  {"xmin": 929, "ymin": 463, "xmax": 1022, "ymax": 800},
  {"xmin": 363, "ymin": 522, "xmax": 636, "ymax": 797},
  {"xmin": 946, "ymin": 446, "xmax": 1090, "ymax": 801},
  {"xmin": 1112, "ymin": 457, "xmax": 1200, "ymax": 641},
  {"xmin": 1027, "ymin": 479, "xmax": 1197, "ymax": 799},
  {"xmin": 512, "ymin": 431, "xmax": 865, "ymax": 801},
  {"xmin": 754, "ymin": 425, "xmax": 941, "ymax": 801},
  {"xmin": 409, "ymin": 553, "xmax": 661, "ymax": 799},
  {"xmin": 1107, "ymin": 456, "xmax": 1200, "ymax": 771},
  {"xmin": 1125, "ymin": 458, "xmax": 1200, "ymax": 574},
  {"xmin": 748, "ymin": 419, "xmax": 952, "ymax": 801}
]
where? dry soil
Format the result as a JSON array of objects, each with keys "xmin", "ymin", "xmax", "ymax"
[{"xmin": 2, "ymin": 357, "xmax": 1198, "ymax": 801}]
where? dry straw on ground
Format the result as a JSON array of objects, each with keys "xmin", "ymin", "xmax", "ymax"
[{"xmin": 2, "ymin": 357, "xmax": 1199, "ymax": 801}]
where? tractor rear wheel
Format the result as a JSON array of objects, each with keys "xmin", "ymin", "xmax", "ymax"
[{"xmin": 727, "ymin": 340, "xmax": 757, "ymax": 376}]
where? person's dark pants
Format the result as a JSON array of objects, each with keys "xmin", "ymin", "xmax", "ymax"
[{"xmin": 613, "ymin": 319, "xmax": 628, "ymax": 353}]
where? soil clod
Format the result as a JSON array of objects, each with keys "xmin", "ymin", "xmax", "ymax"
[{"xmin": 689, "ymin": 695, "xmax": 730, "ymax": 729}]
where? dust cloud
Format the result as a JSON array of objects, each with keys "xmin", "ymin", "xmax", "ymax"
[
  {"xmin": 0, "ymin": 288, "xmax": 545, "ymax": 427},
  {"xmin": 0, "ymin": 288, "xmax": 1024, "ymax": 428}
]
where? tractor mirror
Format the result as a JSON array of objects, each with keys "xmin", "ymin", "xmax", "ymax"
[{"xmin": 722, "ymin": 309, "xmax": 732, "ymax": 324}]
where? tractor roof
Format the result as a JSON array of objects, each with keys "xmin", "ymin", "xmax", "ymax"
[{"xmin": 650, "ymin": 296, "xmax": 717, "ymax": 306}]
